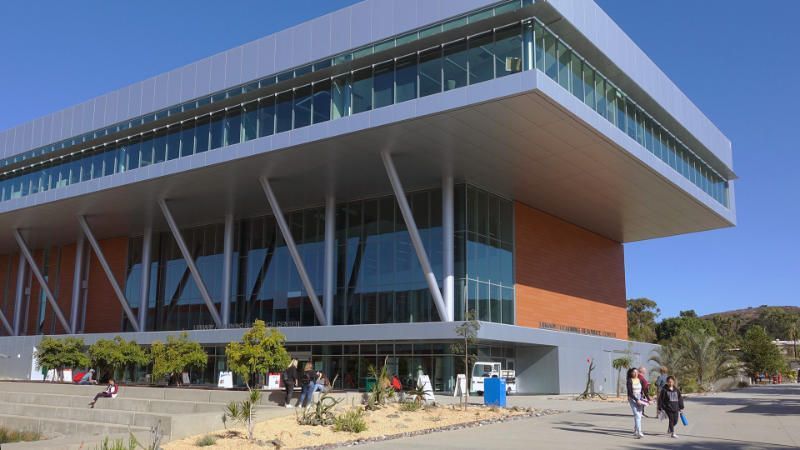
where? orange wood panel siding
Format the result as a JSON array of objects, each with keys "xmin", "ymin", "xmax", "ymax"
[{"xmin": 514, "ymin": 202, "xmax": 628, "ymax": 339}]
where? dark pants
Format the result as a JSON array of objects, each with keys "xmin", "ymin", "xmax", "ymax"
[
  {"xmin": 284, "ymin": 381, "xmax": 295, "ymax": 405},
  {"xmin": 665, "ymin": 410, "xmax": 679, "ymax": 433}
]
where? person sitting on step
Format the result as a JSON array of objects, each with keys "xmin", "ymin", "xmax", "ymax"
[{"xmin": 89, "ymin": 379, "xmax": 118, "ymax": 408}]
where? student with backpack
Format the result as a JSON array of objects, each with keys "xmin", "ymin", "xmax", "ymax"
[
  {"xmin": 657, "ymin": 376, "xmax": 685, "ymax": 438},
  {"xmin": 283, "ymin": 359, "xmax": 298, "ymax": 408}
]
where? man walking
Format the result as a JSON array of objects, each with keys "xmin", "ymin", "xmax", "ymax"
[{"xmin": 638, "ymin": 366, "xmax": 651, "ymax": 417}]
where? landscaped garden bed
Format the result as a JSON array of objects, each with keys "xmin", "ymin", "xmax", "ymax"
[{"xmin": 164, "ymin": 402, "xmax": 561, "ymax": 449}]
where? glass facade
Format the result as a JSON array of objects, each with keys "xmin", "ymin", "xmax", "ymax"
[
  {"xmin": 119, "ymin": 341, "xmax": 515, "ymax": 393},
  {"xmin": 454, "ymin": 186, "xmax": 515, "ymax": 324},
  {"xmin": 0, "ymin": 2, "xmax": 728, "ymax": 208},
  {"xmin": 123, "ymin": 185, "xmax": 513, "ymax": 332}
]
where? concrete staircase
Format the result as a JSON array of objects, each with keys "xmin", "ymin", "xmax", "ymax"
[{"xmin": 0, "ymin": 381, "xmax": 287, "ymax": 449}]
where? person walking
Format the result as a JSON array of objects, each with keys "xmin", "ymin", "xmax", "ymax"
[
  {"xmin": 296, "ymin": 362, "xmax": 317, "ymax": 408},
  {"xmin": 88, "ymin": 379, "xmax": 118, "ymax": 408},
  {"xmin": 654, "ymin": 366, "xmax": 668, "ymax": 393},
  {"xmin": 283, "ymin": 359, "xmax": 299, "ymax": 408},
  {"xmin": 637, "ymin": 366, "xmax": 651, "ymax": 417},
  {"xmin": 657, "ymin": 376, "xmax": 685, "ymax": 438},
  {"xmin": 626, "ymin": 368, "xmax": 647, "ymax": 439}
]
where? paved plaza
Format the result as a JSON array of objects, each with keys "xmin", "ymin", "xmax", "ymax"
[{"xmin": 364, "ymin": 384, "xmax": 800, "ymax": 450}]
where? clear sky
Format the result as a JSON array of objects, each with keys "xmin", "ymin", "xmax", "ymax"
[{"xmin": 0, "ymin": 1, "xmax": 796, "ymax": 320}]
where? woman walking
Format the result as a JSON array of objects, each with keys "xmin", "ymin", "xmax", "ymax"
[
  {"xmin": 626, "ymin": 367, "xmax": 647, "ymax": 438},
  {"xmin": 283, "ymin": 359, "xmax": 298, "ymax": 408},
  {"xmin": 296, "ymin": 362, "xmax": 317, "ymax": 408},
  {"xmin": 657, "ymin": 376, "xmax": 685, "ymax": 438}
]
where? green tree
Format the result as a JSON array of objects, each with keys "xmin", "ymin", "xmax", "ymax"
[
  {"xmin": 656, "ymin": 314, "xmax": 718, "ymax": 343},
  {"xmin": 225, "ymin": 320, "xmax": 291, "ymax": 388},
  {"xmin": 150, "ymin": 332, "xmax": 207, "ymax": 386},
  {"xmin": 34, "ymin": 336, "xmax": 89, "ymax": 382},
  {"xmin": 740, "ymin": 326, "xmax": 787, "ymax": 377},
  {"xmin": 89, "ymin": 336, "xmax": 149, "ymax": 381},
  {"xmin": 627, "ymin": 298, "xmax": 660, "ymax": 343},
  {"xmin": 449, "ymin": 311, "xmax": 480, "ymax": 410}
]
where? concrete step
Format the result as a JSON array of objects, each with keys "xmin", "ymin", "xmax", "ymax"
[
  {"xmin": 0, "ymin": 381, "xmax": 284, "ymax": 405},
  {"xmin": 0, "ymin": 390, "xmax": 222, "ymax": 414},
  {"xmin": 0, "ymin": 401, "xmax": 171, "ymax": 435},
  {"xmin": 0, "ymin": 413, "xmax": 151, "ymax": 439}
]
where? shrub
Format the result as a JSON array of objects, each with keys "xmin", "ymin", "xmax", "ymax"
[
  {"xmin": 195, "ymin": 435, "xmax": 217, "ymax": 447},
  {"xmin": 737, "ymin": 381, "xmax": 750, "ymax": 389},
  {"xmin": 93, "ymin": 436, "xmax": 136, "ymax": 450},
  {"xmin": 333, "ymin": 409, "xmax": 368, "ymax": 433},
  {"xmin": 296, "ymin": 393, "xmax": 342, "ymax": 426},
  {"xmin": 0, "ymin": 427, "xmax": 42, "ymax": 444},
  {"xmin": 399, "ymin": 401, "xmax": 422, "ymax": 412},
  {"xmin": 224, "ymin": 389, "xmax": 262, "ymax": 440}
]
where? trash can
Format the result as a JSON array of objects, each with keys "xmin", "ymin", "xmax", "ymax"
[
  {"xmin": 363, "ymin": 377, "xmax": 377, "ymax": 392},
  {"xmin": 483, "ymin": 377, "xmax": 506, "ymax": 407}
]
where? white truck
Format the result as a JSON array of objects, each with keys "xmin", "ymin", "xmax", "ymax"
[{"xmin": 470, "ymin": 361, "xmax": 516, "ymax": 395}]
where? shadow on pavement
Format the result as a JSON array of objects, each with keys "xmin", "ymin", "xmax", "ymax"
[
  {"xmin": 687, "ymin": 385, "xmax": 800, "ymax": 416},
  {"xmin": 554, "ymin": 425, "xmax": 798, "ymax": 449}
]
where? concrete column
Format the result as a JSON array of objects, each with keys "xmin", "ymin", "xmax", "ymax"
[
  {"xmin": 381, "ymin": 152, "xmax": 448, "ymax": 322},
  {"xmin": 12, "ymin": 252, "xmax": 26, "ymax": 336},
  {"xmin": 259, "ymin": 177, "xmax": 327, "ymax": 326},
  {"xmin": 323, "ymin": 194, "xmax": 336, "ymax": 325},
  {"xmin": 442, "ymin": 176, "xmax": 455, "ymax": 321},
  {"xmin": 158, "ymin": 199, "xmax": 223, "ymax": 328},
  {"xmin": 221, "ymin": 213, "xmax": 234, "ymax": 327},
  {"xmin": 13, "ymin": 229, "xmax": 71, "ymax": 333},
  {"xmin": 77, "ymin": 216, "xmax": 140, "ymax": 332},
  {"xmin": 138, "ymin": 226, "xmax": 152, "ymax": 331},
  {"xmin": 69, "ymin": 234, "xmax": 85, "ymax": 334}
]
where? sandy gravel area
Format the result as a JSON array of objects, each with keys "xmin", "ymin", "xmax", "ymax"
[{"xmin": 164, "ymin": 402, "xmax": 538, "ymax": 449}]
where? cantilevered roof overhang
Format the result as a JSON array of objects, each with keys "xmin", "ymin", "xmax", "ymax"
[{"xmin": 0, "ymin": 69, "xmax": 735, "ymax": 253}]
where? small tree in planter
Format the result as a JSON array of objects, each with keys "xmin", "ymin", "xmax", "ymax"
[
  {"xmin": 225, "ymin": 320, "xmax": 291, "ymax": 388},
  {"xmin": 612, "ymin": 355, "xmax": 633, "ymax": 398},
  {"xmin": 150, "ymin": 332, "xmax": 207, "ymax": 386},
  {"xmin": 449, "ymin": 311, "xmax": 480, "ymax": 410},
  {"xmin": 89, "ymin": 336, "xmax": 149, "ymax": 382},
  {"xmin": 35, "ymin": 336, "xmax": 89, "ymax": 382}
]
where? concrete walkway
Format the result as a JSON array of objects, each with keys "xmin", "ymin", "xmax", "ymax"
[{"xmin": 362, "ymin": 384, "xmax": 800, "ymax": 449}]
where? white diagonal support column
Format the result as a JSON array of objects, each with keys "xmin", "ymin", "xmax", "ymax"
[
  {"xmin": 69, "ymin": 234, "xmax": 85, "ymax": 334},
  {"xmin": 78, "ymin": 216, "xmax": 141, "ymax": 332},
  {"xmin": 12, "ymin": 252, "xmax": 25, "ymax": 335},
  {"xmin": 158, "ymin": 199, "xmax": 223, "ymax": 328},
  {"xmin": 381, "ymin": 152, "xmax": 449, "ymax": 322},
  {"xmin": 13, "ymin": 229, "xmax": 72, "ymax": 333},
  {"xmin": 138, "ymin": 225, "xmax": 153, "ymax": 331},
  {"xmin": 323, "ymin": 194, "xmax": 336, "ymax": 325},
  {"xmin": 259, "ymin": 177, "xmax": 327, "ymax": 326},
  {"xmin": 0, "ymin": 307, "xmax": 12, "ymax": 335},
  {"xmin": 442, "ymin": 175, "xmax": 455, "ymax": 321},
  {"xmin": 221, "ymin": 213, "xmax": 234, "ymax": 327}
]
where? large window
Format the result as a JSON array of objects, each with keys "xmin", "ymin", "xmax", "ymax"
[
  {"xmin": 0, "ymin": 14, "xmax": 729, "ymax": 208},
  {"xmin": 455, "ymin": 185, "xmax": 514, "ymax": 324}
]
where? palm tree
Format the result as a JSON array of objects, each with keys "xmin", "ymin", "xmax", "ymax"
[
  {"xmin": 612, "ymin": 356, "xmax": 633, "ymax": 397},
  {"xmin": 651, "ymin": 330, "xmax": 737, "ymax": 392}
]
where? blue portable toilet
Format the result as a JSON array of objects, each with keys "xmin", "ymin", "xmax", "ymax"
[{"xmin": 483, "ymin": 377, "xmax": 507, "ymax": 407}]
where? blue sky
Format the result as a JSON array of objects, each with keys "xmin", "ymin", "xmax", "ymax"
[{"xmin": 0, "ymin": 1, "xmax": 796, "ymax": 320}]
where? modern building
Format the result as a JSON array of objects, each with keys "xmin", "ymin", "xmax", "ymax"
[{"xmin": 0, "ymin": 0, "xmax": 734, "ymax": 394}]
